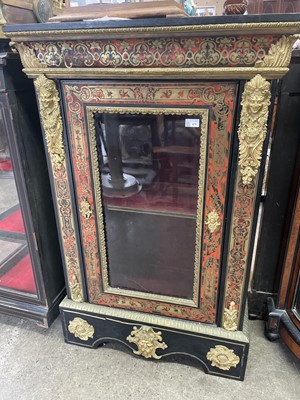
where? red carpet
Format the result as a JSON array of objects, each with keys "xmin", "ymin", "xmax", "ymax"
[
  {"xmin": 0, "ymin": 207, "xmax": 36, "ymax": 294},
  {"xmin": 0, "ymin": 160, "xmax": 12, "ymax": 171},
  {"xmin": 0, "ymin": 254, "xmax": 36, "ymax": 294},
  {"xmin": 0, "ymin": 209, "xmax": 25, "ymax": 233}
]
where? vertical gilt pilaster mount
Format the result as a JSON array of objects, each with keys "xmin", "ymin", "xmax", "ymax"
[
  {"xmin": 237, "ymin": 74, "xmax": 271, "ymax": 185},
  {"xmin": 34, "ymin": 74, "xmax": 65, "ymax": 170},
  {"xmin": 34, "ymin": 74, "xmax": 84, "ymax": 303}
]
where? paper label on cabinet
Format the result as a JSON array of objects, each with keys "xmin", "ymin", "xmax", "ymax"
[{"xmin": 185, "ymin": 119, "xmax": 200, "ymax": 128}]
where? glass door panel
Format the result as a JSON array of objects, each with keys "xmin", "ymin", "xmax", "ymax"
[
  {"xmin": 0, "ymin": 105, "xmax": 37, "ymax": 295},
  {"xmin": 93, "ymin": 110, "xmax": 207, "ymax": 300}
]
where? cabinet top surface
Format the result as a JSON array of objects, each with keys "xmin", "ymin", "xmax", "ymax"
[{"xmin": 4, "ymin": 13, "xmax": 300, "ymax": 38}]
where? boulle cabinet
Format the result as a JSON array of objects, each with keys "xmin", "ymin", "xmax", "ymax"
[{"xmin": 5, "ymin": 14, "xmax": 300, "ymax": 379}]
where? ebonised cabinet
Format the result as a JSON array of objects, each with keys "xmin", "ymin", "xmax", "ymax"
[
  {"xmin": 249, "ymin": 52, "xmax": 300, "ymax": 319},
  {"xmin": 0, "ymin": 40, "xmax": 64, "ymax": 327},
  {"xmin": 5, "ymin": 14, "xmax": 300, "ymax": 378}
]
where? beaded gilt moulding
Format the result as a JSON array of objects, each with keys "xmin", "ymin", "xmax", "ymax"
[{"xmin": 5, "ymin": 16, "xmax": 300, "ymax": 380}]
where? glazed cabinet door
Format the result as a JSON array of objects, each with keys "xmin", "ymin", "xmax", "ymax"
[
  {"xmin": 61, "ymin": 80, "xmax": 239, "ymax": 325},
  {"xmin": 0, "ymin": 94, "xmax": 38, "ymax": 298}
]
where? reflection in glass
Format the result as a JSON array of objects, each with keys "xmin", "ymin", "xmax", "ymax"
[
  {"xmin": 248, "ymin": 0, "xmax": 300, "ymax": 14},
  {"xmin": 0, "ymin": 107, "xmax": 36, "ymax": 294},
  {"xmin": 293, "ymin": 269, "xmax": 300, "ymax": 322},
  {"xmin": 95, "ymin": 112, "xmax": 202, "ymax": 299}
]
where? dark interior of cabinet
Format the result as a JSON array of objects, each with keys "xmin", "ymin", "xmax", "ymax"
[{"xmin": 94, "ymin": 112, "xmax": 202, "ymax": 299}]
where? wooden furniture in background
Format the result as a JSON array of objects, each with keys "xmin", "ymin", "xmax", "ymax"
[
  {"xmin": 249, "ymin": 52, "xmax": 300, "ymax": 319},
  {"xmin": 248, "ymin": 0, "xmax": 300, "ymax": 14},
  {"xmin": 266, "ymin": 149, "xmax": 300, "ymax": 359},
  {"xmin": 0, "ymin": 39, "xmax": 65, "ymax": 327},
  {"xmin": 49, "ymin": 0, "xmax": 187, "ymax": 22},
  {"xmin": 0, "ymin": 0, "xmax": 65, "ymax": 34}
]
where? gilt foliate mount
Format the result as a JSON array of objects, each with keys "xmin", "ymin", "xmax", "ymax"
[
  {"xmin": 237, "ymin": 74, "xmax": 271, "ymax": 185},
  {"xmin": 207, "ymin": 345, "xmax": 240, "ymax": 371},
  {"xmin": 68, "ymin": 317, "xmax": 95, "ymax": 341},
  {"xmin": 205, "ymin": 211, "xmax": 221, "ymax": 234},
  {"xmin": 80, "ymin": 199, "xmax": 93, "ymax": 220},
  {"xmin": 255, "ymin": 35, "xmax": 296, "ymax": 68},
  {"xmin": 223, "ymin": 301, "xmax": 238, "ymax": 331},
  {"xmin": 127, "ymin": 326, "xmax": 168, "ymax": 359},
  {"xmin": 34, "ymin": 75, "xmax": 65, "ymax": 170}
]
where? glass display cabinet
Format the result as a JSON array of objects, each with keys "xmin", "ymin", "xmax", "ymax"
[
  {"xmin": 5, "ymin": 14, "xmax": 300, "ymax": 379},
  {"xmin": 0, "ymin": 39, "xmax": 64, "ymax": 326}
]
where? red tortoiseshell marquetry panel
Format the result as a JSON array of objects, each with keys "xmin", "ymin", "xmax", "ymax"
[
  {"xmin": 28, "ymin": 35, "xmax": 280, "ymax": 69},
  {"xmin": 62, "ymin": 81, "xmax": 238, "ymax": 324}
]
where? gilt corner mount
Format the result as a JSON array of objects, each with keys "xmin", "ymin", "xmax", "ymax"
[{"xmin": 254, "ymin": 35, "xmax": 297, "ymax": 68}]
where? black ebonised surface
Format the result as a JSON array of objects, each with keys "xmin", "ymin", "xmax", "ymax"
[{"xmin": 4, "ymin": 13, "xmax": 300, "ymax": 33}]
